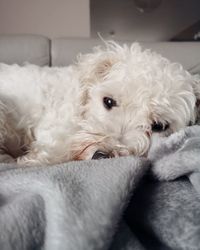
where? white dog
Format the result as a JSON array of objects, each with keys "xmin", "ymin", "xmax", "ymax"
[{"xmin": 0, "ymin": 42, "xmax": 199, "ymax": 166}]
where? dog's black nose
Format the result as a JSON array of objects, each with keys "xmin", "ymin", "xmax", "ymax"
[{"xmin": 92, "ymin": 151, "xmax": 110, "ymax": 160}]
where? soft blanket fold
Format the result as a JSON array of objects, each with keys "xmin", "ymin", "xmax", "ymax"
[
  {"xmin": 0, "ymin": 125, "xmax": 200, "ymax": 250},
  {"xmin": 0, "ymin": 157, "xmax": 149, "ymax": 250}
]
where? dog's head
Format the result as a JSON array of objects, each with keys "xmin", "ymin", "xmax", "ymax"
[{"xmin": 71, "ymin": 42, "xmax": 200, "ymax": 160}]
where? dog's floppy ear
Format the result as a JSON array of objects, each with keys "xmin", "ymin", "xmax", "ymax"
[
  {"xmin": 93, "ymin": 58, "xmax": 115, "ymax": 80},
  {"xmin": 77, "ymin": 51, "xmax": 118, "ymax": 109},
  {"xmin": 78, "ymin": 58, "xmax": 116, "ymax": 107},
  {"xmin": 77, "ymin": 50, "xmax": 118, "ymax": 85}
]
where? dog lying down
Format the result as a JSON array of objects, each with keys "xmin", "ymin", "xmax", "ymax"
[{"xmin": 0, "ymin": 42, "xmax": 199, "ymax": 166}]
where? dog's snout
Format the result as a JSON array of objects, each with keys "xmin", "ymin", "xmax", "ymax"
[{"xmin": 92, "ymin": 150, "xmax": 111, "ymax": 160}]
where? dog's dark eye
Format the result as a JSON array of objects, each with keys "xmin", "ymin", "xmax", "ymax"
[
  {"xmin": 151, "ymin": 121, "xmax": 169, "ymax": 132},
  {"xmin": 103, "ymin": 97, "xmax": 117, "ymax": 110}
]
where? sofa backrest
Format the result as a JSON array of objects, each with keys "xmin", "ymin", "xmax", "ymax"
[
  {"xmin": 0, "ymin": 35, "xmax": 50, "ymax": 66},
  {"xmin": 0, "ymin": 35, "xmax": 200, "ymax": 74},
  {"xmin": 51, "ymin": 38, "xmax": 200, "ymax": 74}
]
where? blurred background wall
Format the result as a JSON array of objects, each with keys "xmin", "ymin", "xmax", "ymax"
[
  {"xmin": 0, "ymin": 0, "xmax": 90, "ymax": 38},
  {"xmin": 0, "ymin": 0, "xmax": 199, "ymax": 41},
  {"xmin": 91, "ymin": 0, "xmax": 200, "ymax": 41}
]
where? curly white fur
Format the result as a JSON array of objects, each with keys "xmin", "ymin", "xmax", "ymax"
[{"xmin": 0, "ymin": 42, "xmax": 199, "ymax": 165}]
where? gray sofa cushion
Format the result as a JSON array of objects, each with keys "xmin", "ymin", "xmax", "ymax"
[
  {"xmin": 0, "ymin": 35, "xmax": 50, "ymax": 66},
  {"xmin": 52, "ymin": 38, "xmax": 200, "ymax": 74},
  {"xmin": 141, "ymin": 42, "xmax": 200, "ymax": 74},
  {"xmin": 0, "ymin": 35, "xmax": 200, "ymax": 74},
  {"xmin": 51, "ymin": 38, "xmax": 103, "ymax": 66}
]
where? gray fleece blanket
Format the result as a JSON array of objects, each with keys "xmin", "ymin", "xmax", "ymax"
[{"xmin": 0, "ymin": 125, "xmax": 200, "ymax": 250}]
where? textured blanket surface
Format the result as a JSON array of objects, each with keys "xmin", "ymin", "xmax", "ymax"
[{"xmin": 0, "ymin": 126, "xmax": 200, "ymax": 250}]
